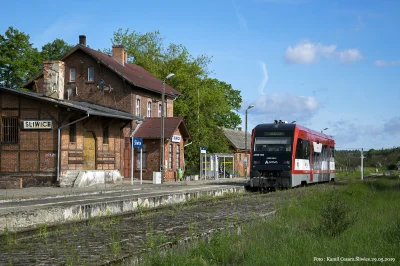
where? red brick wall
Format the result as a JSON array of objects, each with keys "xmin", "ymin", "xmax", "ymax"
[
  {"xmin": 0, "ymin": 92, "xmax": 59, "ymax": 186},
  {"xmin": 233, "ymin": 151, "xmax": 250, "ymax": 177}
]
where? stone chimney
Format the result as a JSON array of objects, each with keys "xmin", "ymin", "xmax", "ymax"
[
  {"xmin": 43, "ymin": 61, "xmax": 65, "ymax": 99},
  {"xmin": 79, "ymin": 35, "xmax": 86, "ymax": 46},
  {"xmin": 112, "ymin": 45, "xmax": 125, "ymax": 66},
  {"xmin": 124, "ymin": 51, "xmax": 128, "ymax": 63},
  {"xmin": 238, "ymin": 127, "xmax": 242, "ymax": 131}
]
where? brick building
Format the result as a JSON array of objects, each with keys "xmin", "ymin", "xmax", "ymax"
[
  {"xmin": 0, "ymin": 35, "xmax": 190, "ymax": 188},
  {"xmin": 222, "ymin": 127, "xmax": 252, "ymax": 177}
]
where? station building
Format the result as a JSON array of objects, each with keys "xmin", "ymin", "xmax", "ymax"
[{"xmin": 0, "ymin": 35, "xmax": 190, "ymax": 188}]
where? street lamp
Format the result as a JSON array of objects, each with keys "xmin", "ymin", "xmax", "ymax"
[
  {"xmin": 244, "ymin": 104, "xmax": 254, "ymax": 179},
  {"xmin": 161, "ymin": 73, "xmax": 175, "ymax": 182},
  {"xmin": 321, "ymin": 127, "xmax": 328, "ymax": 133}
]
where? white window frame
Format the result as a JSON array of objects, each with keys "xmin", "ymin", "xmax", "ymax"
[
  {"xmin": 147, "ymin": 101, "xmax": 152, "ymax": 117},
  {"xmin": 136, "ymin": 99, "xmax": 141, "ymax": 116},
  {"xmin": 88, "ymin": 67, "xmax": 94, "ymax": 82},
  {"xmin": 70, "ymin": 68, "xmax": 76, "ymax": 82},
  {"xmin": 158, "ymin": 104, "xmax": 162, "ymax": 117}
]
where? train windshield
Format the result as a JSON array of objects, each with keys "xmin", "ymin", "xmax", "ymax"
[{"xmin": 254, "ymin": 137, "xmax": 292, "ymax": 152}]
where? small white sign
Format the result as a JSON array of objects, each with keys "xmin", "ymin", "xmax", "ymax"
[
  {"xmin": 313, "ymin": 142, "xmax": 322, "ymax": 153},
  {"xmin": 172, "ymin": 134, "xmax": 181, "ymax": 143},
  {"xmin": 23, "ymin": 120, "xmax": 53, "ymax": 129}
]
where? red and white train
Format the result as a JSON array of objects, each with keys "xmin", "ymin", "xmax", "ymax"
[{"xmin": 248, "ymin": 120, "xmax": 335, "ymax": 190}]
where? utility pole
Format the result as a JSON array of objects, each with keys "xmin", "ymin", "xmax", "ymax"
[{"xmin": 361, "ymin": 148, "xmax": 364, "ymax": 180}]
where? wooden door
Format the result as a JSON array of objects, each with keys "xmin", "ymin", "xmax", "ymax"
[{"xmin": 84, "ymin": 132, "xmax": 96, "ymax": 170}]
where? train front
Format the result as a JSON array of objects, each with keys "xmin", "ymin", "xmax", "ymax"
[{"xmin": 248, "ymin": 122, "xmax": 295, "ymax": 190}]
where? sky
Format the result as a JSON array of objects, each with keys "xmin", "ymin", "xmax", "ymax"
[{"xmin": 1, "ymin": 0, "xmax": 399, "ymax": 150}]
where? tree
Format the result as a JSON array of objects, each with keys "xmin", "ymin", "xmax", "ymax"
[
  {"xmin": 108, "ymin": 28, "xmax": 243, "ymax": 169},
  {"xmin": 0, "ymin": 27, "xmax": 41, "ymax": 89},
  {"xmin": 41, "ymin": 39, "xmax": 73, "ymax": 61}
]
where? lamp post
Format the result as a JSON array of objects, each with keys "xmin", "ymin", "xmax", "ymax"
[
  {"xmin": 160, "ymin": 73, "xmax": 175, "ymax": 182},
  {"xmin": 244, "ymin": 104, "xmax": 254, "ymax": 179},
  {"xmin": 321, "ymin": 127, "xmax": 328, "ymax": 133}
]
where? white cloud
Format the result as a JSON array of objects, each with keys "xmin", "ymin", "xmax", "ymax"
[
  {"xmin": 249, "ymin": 93, "xmax": 320, "ymax": 122},
  {"xmin": 234, "ymin": 4, "xmax": 248, "ymax": 30},
  {"xmin": 285, "ymin": 40, "xmax": 336, "ymax": 64},
  {"xmin": 285, "ymin": 40, "xmax": 363, "ymax": 64},
  {"xmin": 353, "ymin": 16, "xmax": 365, "ymax": 31},
  {"xmin": 257, "ymin": 61, "xmax": 268, "ymax": 95},
  {"xmin": 328, "ymin": 119, "xmax": 381, "ymax": 144},
  {"xmin": 374, "ymin": 60, "xmax": 400, "ymax": 67},
  {"xmin": 339, "ymin": 49, "xmax": 363, "ymax": 63}
]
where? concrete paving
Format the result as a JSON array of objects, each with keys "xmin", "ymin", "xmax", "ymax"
[{"xmin": 0, "ymin": 177, "xmax": 248, "ymax": 233}]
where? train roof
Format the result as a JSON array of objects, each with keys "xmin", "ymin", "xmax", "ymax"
[{"xmin": 254, "ymin": 123, "xmax": 335, "ymax": 142}]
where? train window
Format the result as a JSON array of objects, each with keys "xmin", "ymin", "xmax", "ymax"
[
  {"xmin": 254, "ymin": 137, "xmax": 292, "ymax": 152},
  {"xmin": 295, "ymin": 139, "xmax": 310, "ymax": 159}
]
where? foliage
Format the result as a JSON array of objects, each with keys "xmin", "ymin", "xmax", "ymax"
[
  {"xmin": 317, "ymin": 191, "xmax": 355, "ymax": 237},
  {"xmin": 0, "ymin": 27, "xmax": 42, "ymax": 89},
  {"xmin": 40, "ymin": 38, "xmax": 73, "ymax": 61},
  {"xmin": 141, "ymin": 178, "xmax": 400, "ymax": 265},
  {"xmin": 336, "ymin": 147, "xmax": 400, "ymax": 170},
  {"xmin": 108, "ymin": 28, "xmax": 243, "ymax": 168},
  {"xmin": 0, "ymin": 27, "xmax": 73, "ymax": 89}
]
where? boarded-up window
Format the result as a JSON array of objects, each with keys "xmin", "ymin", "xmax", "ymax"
[
  {"xmin": 103, "ymin": 125, "xmax": 109, "ymax": 145},
  {"xmin": 1, "ymin": 117, "xmax": 19, "ymax": 143},
  {"xmin": 69, "ymin": 121, "xmax": 76, "ymax": 142}
]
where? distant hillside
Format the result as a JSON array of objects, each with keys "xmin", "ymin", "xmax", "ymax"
[{"xmin": 335, "ymin": 147, "xmax": 400, "ymax": 170}]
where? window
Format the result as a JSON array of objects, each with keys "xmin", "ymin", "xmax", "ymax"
[
  {"xmin": 1, "ymin": 117, "xmax": 19, "ymax": 143},
  {"xmin": 254, "ymin": 137, "xmax": 292, "ymax": 152},
  {"xmin": 136, "ymin": 99, "xmax": 141, "ymax": 116},
  {"xmin": 295, "ymin": 138, "xmax": 310, "ymax": 159},
  {"xmin": 88, "ymin": 67, "xmax": 94, "ymax": 82},
  {"xmin": 330, "ymin": 147, "xmax": 335, "ymax": 158},
  {"xmin": 69, "ymin": 121, "xmax": 76, "ymax": 142},
  {"xmin": 168, "ymin": 144, "xmax": 173, "ymax": 169},
  {"xmin": 147, "ymin": 101, "xmax": 152, "ymax": 117},
  {"xmin": 158, "ymin": 104, "xmax": 162, "ymax": 117},
  {"xmin": 176, "ymin": 145, "xmax": 180, "ymax": 169},
  {"xmin": 70, "ymin": 68, "xmax": 76, "ymax": 82},
  {"xmin": 103, "ymin": 125, "xmax": 109, "ymax": 145},
  {"xmin": 136, "ymin": 144, "xmax": 147, "ymax": 169}
]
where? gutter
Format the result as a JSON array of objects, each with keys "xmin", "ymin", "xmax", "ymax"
[{"xmin": 57, "ymin": 114, "xmax": 90, "ymax": 182}]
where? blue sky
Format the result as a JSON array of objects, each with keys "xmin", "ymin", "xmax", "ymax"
[{"xmin": 1, "ymin": 0, "xmax": 399, "ymax": 150}]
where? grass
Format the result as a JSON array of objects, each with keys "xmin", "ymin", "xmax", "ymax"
[{"xmin": 140, "ymin": 177, "xmax": 400, "ymax": 265}]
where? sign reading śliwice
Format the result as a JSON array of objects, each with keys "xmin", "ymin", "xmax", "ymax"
[{"xmin": 23, "ymin": 120, "xmax": 53, "ymax": 130}]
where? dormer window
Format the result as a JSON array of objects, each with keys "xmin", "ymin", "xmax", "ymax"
[
  {"xmin": 88, "ymin": 67, "xmax": 94, "ymax": 82},
  {"xmin": 70, "ymin": 68, "xmax": 76, "ymax": 82}
]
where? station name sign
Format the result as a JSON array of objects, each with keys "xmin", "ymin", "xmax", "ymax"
[
  {"xmin": 264, "ymin": 132, "xmax": 285, "ymax": 136},
  {"xmin": 172, "ymin": 135, "xmax": 181, "ymax": 143},
  {"xmin": 23, "ymin": 120, "xmax": 53, "ymax": 130}
]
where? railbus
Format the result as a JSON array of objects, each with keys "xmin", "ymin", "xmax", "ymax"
[{"xmin": 247, "ymin": 120, "xmax": 335, "ymax": 191}]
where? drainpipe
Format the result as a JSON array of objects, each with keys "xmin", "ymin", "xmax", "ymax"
[
  {"xmin": 57, "ymin": 114, "xmax": 90, "ymax": 182},
  {"xmin": 130, "ymin": 120, "xmax": 144, "ymax": 185}
]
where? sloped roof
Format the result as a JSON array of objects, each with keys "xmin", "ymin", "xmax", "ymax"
[
  {"xmin": 134, "ymin": 117, "xmax": 191, "ymax": 140},
  {"xmin": 0, "ymin": 87, "xmax": 140, "ymax": 121},
  {"xmin": 23, "ymin": 44, "xmax": 180, "ymax": 97},
  {"xmin": 222, "ymin": 128, "xmax": 252, "ymax": 151}
]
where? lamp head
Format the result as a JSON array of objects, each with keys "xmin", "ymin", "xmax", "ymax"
[{"xmin": 166, "ymin": 73, "xmax": 175, "ymax": 80}]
